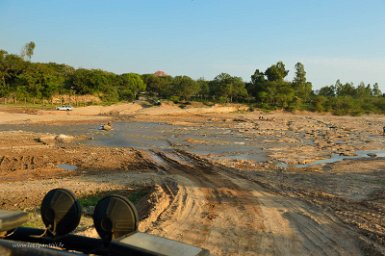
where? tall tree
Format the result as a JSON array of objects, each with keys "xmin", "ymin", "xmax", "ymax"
[
  {"xmin": 372, "ymin": 83, "xmax": 382, "ymax": 96},
  {"xmin": 355, "ymin": 82, "xmax": 371, "ymax": 98},
  {"xmin": 197, "ymin": 78, "xmax": 209, "ymax": 100},
  {"xmin": 21, "ymin": 41, "xmax": 36, "ymax": 61},
  {"xmin": 0, "ymin": 50, "xmax": 8, "ymax": 92},
  {"xmin": 70, "ymin": 68, "xmax": 118, "ymax": 100},
  {"xmin": 210, "ymin": 73, "xmax": 247, "ymax": 102},
  {"xmin": 118, "ymin": 73, "xmax": 146, "ymax": 101},
  {"xmin": 251, "ymin": 69, "xmax": 266, "ymax": 85},
  {"xmin": 318, "ymin": 86, "xmax": 335, "ymax": 97},
  {"xmin": 292, "ymin": 62, "xmax": 312, "ymax": 102},
  {"xmin": 170, "ymin": 75, "xmax": 199, "ymax": 100},
  {"xmin": 247, "ymin": 69, "xmax": 267, "ymax": 99},
  {"xmin": 336, "ymin": 80, "xmax": 355, "ymax": 96},
  {"xmin": 293, "ymin": 62, "xmax": 306, "ymax": 84},
  {"xmin": 265, "ymin": 61, "xmax": 288, "ymax": 81},
  {"xmin": 142, "ymin": 74, "xmax": 173, "ymax": 97}
]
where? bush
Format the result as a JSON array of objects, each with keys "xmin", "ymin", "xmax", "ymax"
[
  {"xmin": 169, "ymin": 95, "xmax": 180, "ymax": 103},
  {"xmin": 217, "ymin": 96, "xmax": 228, "ymax": 103}
]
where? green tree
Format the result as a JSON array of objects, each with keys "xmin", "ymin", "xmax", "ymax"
[
  {"xmin": 310, "ymin": 95, "xmax": 328, "ymax": 112},
  {"xmin": 265, "ymin": 61, "xmax": 289, "ymax": 81},
  {"xmin": 333, "ymin": 79, "xmax": 356, "ymax": 97},
  {"xmin": 0, "ymin": 50, "xmax": 8, "ymax": 96},
  {"xmin": 210, "ymin": 73, "xmax": 247, "ymax": 102},
  {"xmin": 170, "ymin": 75, "xmax": 199, "ymax": 100},
  {"xmin": 197, "ymin": 78, "xmax": 209, "ymax": 100},
  {"xmin": 248, "ymin": 69, "xmax": 266, "ymax": 99},
  {"xmin": 142, "ymin": 74, "xmax": 158, "ymax": 95},
  {"xmin": 70, "ymin": 69, "xmax": 118, "ymax": 100},
  {"xmin": 118, "ymin": 73, "xmax": 146, "ymax": 101},
  {"xmin": 372, "ymin": 83, "xmax": 382, "ymax": 96},
  {"xmin": 354, "ymin": 82, "xmax": 371, "ymax": 98},
  {"xmin": 1, "ymin": 53, "xmax": 28, "ymax": 96},
  {"xmin": 332, "ymin": 96, "xmax": 362, "ymax": 116},
  {"xmin": 272, "ymin": 81, "xmax": 295, "ymax": 109},
  {"xmin": 250, "ymin": 62, "xmax": 295, "ymax": 109},
  {"xmin": 293, "ymin": 62, "xmax": 306, "ymax": 84},
  {"xmin": 142, "ymin": 74, "xmax": 173, "ymax": 97},
  {"xmin": 21, "ymin": 41, "xmax": 36, "ymax": 61},
  {"xmin": 292, "ymin": 62, "xmax": 312, "ymax": 103},
  {"xmin": 318, "ymin": 85, "xmax": 335, "ymax": 97},
  {"xmin": 251, "ymin": 69, "xmax": 266, "ymax": 85}
]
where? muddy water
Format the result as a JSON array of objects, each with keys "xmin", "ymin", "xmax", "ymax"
[
  {"xmin": 296, "ymin": 149, "xmax": 385, "ymax": 168},
  {"xmin": 0, "ymin": 122, "xmax": 268, "ymax": 162},
  {"xmin": 0, "ymin": 123, "xmax": 97, "ymax": 135},
  {"xmin": 57, "ymin": 163, "xmax": 77, "ymax": 171}
]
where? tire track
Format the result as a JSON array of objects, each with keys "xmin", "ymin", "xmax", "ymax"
[{"xmin": 140, "ymin": 149, "xmax": 366, "ymax": 256}]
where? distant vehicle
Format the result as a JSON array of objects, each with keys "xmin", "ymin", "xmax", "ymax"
[{"xmin": 56, "ymin": 105, "xmax": 73, "ymax": 111}]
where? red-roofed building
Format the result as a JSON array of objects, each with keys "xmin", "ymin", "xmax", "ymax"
[{"xmin": 154, "ymin": 70, "xmax": 169, "ymax": 77}]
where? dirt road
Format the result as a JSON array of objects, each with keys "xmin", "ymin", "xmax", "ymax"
[{"xmin": 137, "ymin": 150, "xmax": 378, "ymax": 256}]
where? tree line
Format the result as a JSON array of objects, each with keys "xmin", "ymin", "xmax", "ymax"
[{"xmin": 1, "ymin": 42, "xmax": 384, "ymax": 115}]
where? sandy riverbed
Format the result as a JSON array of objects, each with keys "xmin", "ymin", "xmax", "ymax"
[{"xmin": 0, "ymin": 102, "xmax": 384, "ymax": 255}]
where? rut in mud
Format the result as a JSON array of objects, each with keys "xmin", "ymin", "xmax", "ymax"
[{"xmin": 138, "ymin": 149, "xmax": 379, "ymax": 256}]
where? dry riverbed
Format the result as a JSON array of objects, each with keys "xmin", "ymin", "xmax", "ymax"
[{"xmin": 0, "ymin": 102, "xmax": 384, "ymax": 255}]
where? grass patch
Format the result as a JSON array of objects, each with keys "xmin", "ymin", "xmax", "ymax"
[
  {"xmin": 79, "ymin": 195, "xmax": 101, "ymax": 207},
  {"xmin": 24, "ymin": 212, "xmax": 45, "ymax": 229},
  {"xmin": 0, "ymin": 103, "xmax": 54, "ymax": 111},
  {"xmin": 128, "ymin": 189, "xmax": 150, "ymax": 204},
  {"xmin": 78, "ymin": 188, "xmax": 150, "ymax": 208}
]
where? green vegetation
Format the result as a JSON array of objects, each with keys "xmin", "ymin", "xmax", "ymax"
[
  {"xmin": 24, "ymin": 211, "xmax": 45, "ymax": 229},
  {"xmin": 1, "ymin": 42, "xmax": 384, "ymax": 115},
  {"xmin": 79, "ymin": 188, "xmax": 150, "ymax": 207}
]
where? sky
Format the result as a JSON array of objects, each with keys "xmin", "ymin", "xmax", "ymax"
[{"xmin": 1, "ymin": 0, "xmax": 385, "ymax": 90}]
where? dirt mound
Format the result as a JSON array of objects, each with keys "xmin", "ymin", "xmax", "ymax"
[
  {"xmin": 36, "ymin": 134, "xmax": 75, "ymax": 144},
  {"xmin": 137, "ymin": 181, "xmax": 179, "ymax": 232},
  {"xmin": 136, "ymin": 102, "xmax": 248, "ymax": 116},
  {"xmin": 78, "ymin": 103, "xmax": 143, "ymax": 116},
  {"xmin": 0, "ymin": 131, "xmax": 152, "ymax": 182},
  {"xmin": 0, "ymin": 102, "xmax": 250, "ymax": 125}
]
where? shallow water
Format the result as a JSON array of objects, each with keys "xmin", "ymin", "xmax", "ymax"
[
  {"xmin": 295, "ymin": 149, "xmax": 385, "ymax": 168},
  {"xmin": 0, "ymin": 122, "xmax": 268, "ymax": 162},
  {"xmin": 0, "ymin": 123, "xmax": 97, "ymax": 136},
  {"xmin": 2, "ymin": 122, "xmax": 385, "ymax": 166},
  {"xmin": 57, "ymin": 163, "xmax": 77, "ymax": 171}
]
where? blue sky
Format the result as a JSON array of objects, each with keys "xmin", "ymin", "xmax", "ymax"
[{"xmin": 1, "ymin": 0, "xmax": 385, "ymax": 90}]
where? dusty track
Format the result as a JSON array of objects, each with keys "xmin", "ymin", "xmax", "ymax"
[{"xmin": 138, "ymin": 150, "xmax": 375, "ymax": 256}]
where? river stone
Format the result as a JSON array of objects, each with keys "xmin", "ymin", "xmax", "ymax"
[
  {"xmin": 55, "ymin": 134, "xmax": 74, "ymax": 143},
  {"xmin": 36, "ymin": 135, "xmax": 56, "ymax": 145}
]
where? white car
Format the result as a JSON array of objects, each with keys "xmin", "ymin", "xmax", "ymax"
[{"xmin": 56, "ymin": 105, "xmax": 73, "ymax": 111}]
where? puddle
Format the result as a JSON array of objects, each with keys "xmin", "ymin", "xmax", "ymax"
[
  {"xmin": 276, "ymin": 161, "xmax": 289, "ymax": 169},
  {"xmin": 57, "ymin": 164, "xmax": 77, "ymax": 171},
  {"xmin": 295, "ymin": 150, "xmax": 385, "ymax": 168},
  {"xmin": 356, "ymin": 150, "xmax": 385, "ymax": 158},
  {"xmin": 211, "ymin": 153, "xmax": 266, "ymax": 162}
]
